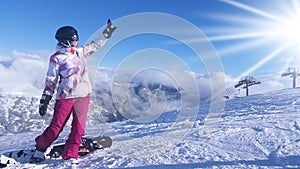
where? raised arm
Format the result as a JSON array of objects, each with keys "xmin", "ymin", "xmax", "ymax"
[{"xmin": 82, "ymin": 19, "xmax": 117, "ymax": 58}]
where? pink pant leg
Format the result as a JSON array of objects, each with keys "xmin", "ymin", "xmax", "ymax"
[
  {"xmin": 35, "ymin": 99, "xmax": 74, "ymax": 150},
  {"xmin": 62, "ymin": 95, "xmax": 90, "ymax": 159}
]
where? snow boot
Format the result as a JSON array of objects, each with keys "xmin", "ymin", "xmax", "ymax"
[{"xmin": 64, "ymin": 158, "xmax": 79, "ymax": 165}]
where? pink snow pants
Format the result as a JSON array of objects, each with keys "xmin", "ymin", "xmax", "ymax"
[{"xmin": 35, "ymin": 95, "xmax": 90, "ymax": 159}]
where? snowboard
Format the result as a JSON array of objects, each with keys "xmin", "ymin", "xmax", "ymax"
[{"xmin": 0, "ymin": 135, "xmax": 112, "ymax": 168}]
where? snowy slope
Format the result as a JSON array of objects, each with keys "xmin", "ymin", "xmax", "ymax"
[{"xmin": 1, "ymin": 87, "xmax": 300, "ymax": 168}]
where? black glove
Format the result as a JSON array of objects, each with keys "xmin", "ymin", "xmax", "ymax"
[
  {"xmin": 102, "ymin": 19, "xmax": 117, "ymax": 39},
  {"xmin": 39, "ymin": 94, "xmax": 52, "ymax": 116}
]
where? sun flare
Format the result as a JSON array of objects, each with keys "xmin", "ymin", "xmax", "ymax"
[
  {"xmin": 275, "ymin": 14, "xmax": 300, "ymax": 51},
  {"xmin": 216, "ymin": 0, "xmax": 300, "ymax": 77}
]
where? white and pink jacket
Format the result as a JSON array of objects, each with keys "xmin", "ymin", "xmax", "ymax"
[{"xmin": 43, "ymin": 36, "xmax": 107, "ymax": 100}]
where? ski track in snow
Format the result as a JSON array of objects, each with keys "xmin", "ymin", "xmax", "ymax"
[{"xmin": 1, "ymin": 88, "xmax": 300, "ymax": 168}]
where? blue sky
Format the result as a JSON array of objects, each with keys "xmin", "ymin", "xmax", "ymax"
[{"xmin": 1, "ymin": 0, "xmax": 300, "ymax": 85}]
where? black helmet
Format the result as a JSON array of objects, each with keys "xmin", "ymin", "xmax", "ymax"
[{"xmin": 55, "ymin": 26, "xmax": 79, "ymax": 47}]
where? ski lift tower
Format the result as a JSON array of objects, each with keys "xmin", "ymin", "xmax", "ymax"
[
  {"xmin": 281, "ymin": 67, "xmax": 300, "ymax": 88},
  {"xmin": 234, "ymin": 76, "xmax": 261, "ymax": 96}
]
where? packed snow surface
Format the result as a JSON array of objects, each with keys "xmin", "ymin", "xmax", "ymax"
[{"xmin": 1, "ymin": 88, "xmax": 300, "ymax": 168}]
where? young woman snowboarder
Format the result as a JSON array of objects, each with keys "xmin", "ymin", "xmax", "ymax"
[{"xmin": 30, "ymin": 19, "xmax": 116, "ymax": 163}]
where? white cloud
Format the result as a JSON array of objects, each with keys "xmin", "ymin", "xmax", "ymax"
[
  {"xmin": 0, "ymin": 49, "xmax": 293, "ymax": 99},
  {"xmin": 11, "ymin": 49, "xmax": 52, "ymax": 61},
  {"xmin": 0, "ymin": 50, "xmax": 51, "ymax": 96},
  {"xmin": 0, "ymin": 55, "xmax": 12, "ymax": 62}
]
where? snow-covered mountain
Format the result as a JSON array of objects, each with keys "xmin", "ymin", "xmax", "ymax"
[
  {"xmin": 0, "ymin": 68, "xmax": 184, "ymax": 136},
  {"xmin": 1, "ymin": 85, "xmax": 300, "ymax": 168}
]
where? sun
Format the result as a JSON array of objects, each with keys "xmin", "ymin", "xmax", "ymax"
[
  {"xmin": 275, "ymin": 14, "xmax": 300, "ymax": 53},
  {"xmin": 215, "ymin": 0, "xmax": 300, "ymax": 77}
]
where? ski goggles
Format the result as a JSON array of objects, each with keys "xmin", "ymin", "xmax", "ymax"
[{"xmin": 70, "ymin": 33, "xmax": 79, "ymax": 41}]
